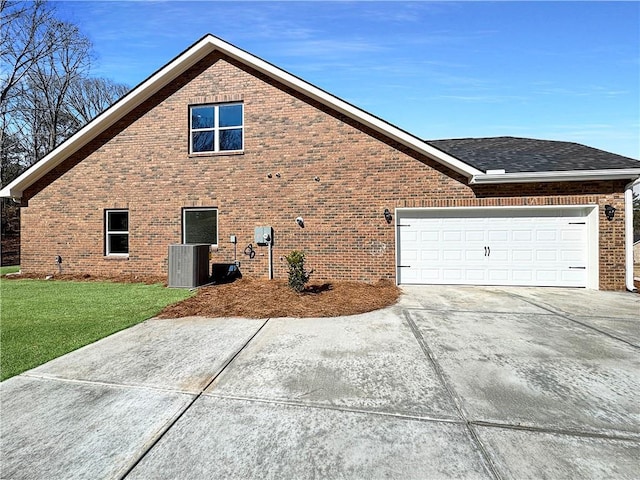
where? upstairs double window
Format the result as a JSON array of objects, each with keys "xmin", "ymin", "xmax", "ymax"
[{"xmin": 190, "ymin": 103, "xmax": 243, "ymax": 154}]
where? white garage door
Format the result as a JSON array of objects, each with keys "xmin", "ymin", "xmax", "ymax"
[{"xmin": 397, "ymin": 208, "xmax": 593, "ymax": 287}]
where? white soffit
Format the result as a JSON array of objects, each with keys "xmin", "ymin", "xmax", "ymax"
[{"xmin": 470, "ymin": 169, "xmax": 640, "ymax": 184}]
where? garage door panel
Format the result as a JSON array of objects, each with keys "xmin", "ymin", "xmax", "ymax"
[
  {"xmin": 421, "ymin": 231, "xmax": 439, "ymax": 242},
  {"xmin": 512, "ymin": 230, "xmax": 532, "ymax": 241},
  {"xmin": 397, "ymin": 208, "xmax": 590, "ymax": 287},
  {"xmin": 489, "ymin": 249, "xmax": 509, "ymax": 261},
  {"xmin": 465, "ymin": 230, "xmax": 485, "ymax": 242},
  {"xmin": 443, "ymin": 230, "xmax": 462, "ymax": 242},
  {"xmin": 488, "ymin": 230, "xmax": 509, "ymax": 242},
  {"xmin": 536, "ymin": 250, "xmax": 558, "ymax": 262},
  {"xmin": 536, "ymin": 230, "xmax": 557, "ymax": 241},
  {"xmin": 561, "ymin": 250, "xmax": 584, "ymax": 262},
  {"xmin": 465, "ymin": 250, "xmax": 485, "ymax": 261},
  {"xmin": 512, "ymin": 270, "xmax": 533, "ymax": 282},
  {"xmin": 562, "ymin": 270, "xmax": 586, "ymax": 283},
  {"xmin": 561, "ymin": 229, "xmax": 583, "ymax": 241},
  {"xmin": 421, "ymin": 250, "xmax": 439, "ymax": 261},
  {"xmin": 465, "ymin": 269, "xmax": 486, "ymax": 281},
  {"xmin": 403, "ymin": 249, "xmax": 418, "ymax": 261},
  {"xmin": 442, "ymin": 269, "xmax": 464, "ymax": 281},
  {"xmin": 420, "ymin": 269, "xmax": 440, "ymax": 281},
  {"xmin": 443, "ymin": 250, "xmax": 462, "ymax": 261},
  {"xmin": 512, "ymin": 250, "xmax": 533, "ymax": 261}
]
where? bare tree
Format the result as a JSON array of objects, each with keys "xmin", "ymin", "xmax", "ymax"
[
  {"xmin": 25, "ymin": 20, "xmax": 92, "ymax": 153},
  {"xmin": 0, "ymin": 0, "xmax": 58, "ymax": 107},
  {"xmin": 0, "ymin": 0, "xmax": 129, "ymax": 266},
  {"xmin": 68, "ymin": 77, "xmax": 130, "ymax": 126}
]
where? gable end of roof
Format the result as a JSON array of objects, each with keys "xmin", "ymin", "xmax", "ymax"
[{"xmin": 0, "ymin": 34, "xmax": 482, "ymax": 200}]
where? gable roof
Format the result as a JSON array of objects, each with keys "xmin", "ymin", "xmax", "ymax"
[
  {"xmin": 428, "ymin": 137, "xmax": 640, "ymax": 174},
  {"xmin": 0, "ymin": 34, "xmax": 479, "ymax": 201},
  {"xmin": 1, "ymin": 35, "xmax": 639, "ymax": 200}
]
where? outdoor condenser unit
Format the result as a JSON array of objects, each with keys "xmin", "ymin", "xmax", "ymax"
[{"xmin": 168, "ymin": 244, "xmax": 210, "ymax": 288}]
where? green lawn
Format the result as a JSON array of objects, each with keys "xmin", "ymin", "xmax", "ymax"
[
  {"xmin": 0, "ymin": 278, "xmax": 192, "ymax": 380},
  {"xmin": 0, "ymin": 265, "xmax": 20, "ymax": 276}
]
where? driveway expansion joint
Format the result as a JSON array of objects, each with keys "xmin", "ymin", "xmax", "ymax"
[
  {"xmin": 403, "ymin": 306, "xmax": 554, "ymax": 316},
  {"xmin": 505, "ymin": 292, "xmax": 640, "ymax": 350},
  {"xmin": 203, "ymin": 392, "xmax": 465, "ymax": 425},
  {"xmin": 403, "ymin": 310, "xmax": 503, "ymax": 480},
  {"xmin": 117, "ymin": 317, "xmax": 270, "ymax": 480},
  {"xmin": 469, "ymin": 419, "xmax": 640, "ymax": 443},
  {"xmin": 18, "ymin": 372, "xmax": 198, "ymax": 396}
]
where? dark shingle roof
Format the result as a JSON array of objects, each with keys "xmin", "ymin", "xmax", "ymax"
[{"xmin": 426, "ymin": 137, "xmax": 640, "ymax": 173}]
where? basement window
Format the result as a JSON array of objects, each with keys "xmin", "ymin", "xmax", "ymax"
[
  {"xmin": 190, "ymin": 103, "xmax": 243, "ymax": 153},
  {"xmin": 105, "ymin": 209, "xmax": 129, "ymax": 256},
  {"xmin": 183, "ymin": 208, "xmax": 218, "ymax": 246}
]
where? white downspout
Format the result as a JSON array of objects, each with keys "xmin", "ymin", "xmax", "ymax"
[{"xmin": 625, "ymin": 179, "xmax": 639, "ymax": 292}]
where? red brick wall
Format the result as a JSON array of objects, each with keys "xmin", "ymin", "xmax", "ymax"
[{"xmin": 21, "ymin": 53, "xmax": 629, "ymax": 290}]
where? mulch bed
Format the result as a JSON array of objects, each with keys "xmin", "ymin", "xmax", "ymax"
[
  {"xmin": 4, "ymin": 272, "xmax": 401, "ymax": 318},
  {"xmin": 159, "ymin": 278, "xmax": 400, "ymax": 318}
]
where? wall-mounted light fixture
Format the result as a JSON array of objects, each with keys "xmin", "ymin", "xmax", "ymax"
[
  {"xmin": 296, "ymin": 216, "xmax": 305, "ymax": 228},
  {"xmin": 604, "ymin": 204, "xmax": 616, "ymax": 221},
  {"xmin": 384, "ymin": 208, "xmax": 392, "ymax": 224}
]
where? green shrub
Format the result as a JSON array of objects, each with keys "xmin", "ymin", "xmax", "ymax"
[{"xmin": 285, "ymin": 250, "xmax": 313, "ymax": 293}]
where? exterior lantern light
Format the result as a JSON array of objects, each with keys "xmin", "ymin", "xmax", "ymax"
[
  {"xmin": 384, "ymin": 208, "xmax": 392, "ymax": 224},
  {"xmin": 604, "ymin": 204, "xmax": 616, "ymax": 221}
]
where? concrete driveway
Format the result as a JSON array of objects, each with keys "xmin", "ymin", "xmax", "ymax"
[{"xmin": 1, "ymin": 286, "xmax": 639, "ymax": 479}]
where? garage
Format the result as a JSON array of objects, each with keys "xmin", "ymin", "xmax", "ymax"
[{"xmin": 396, "ymin": 207, "xmax": 598, "ymax": 288}]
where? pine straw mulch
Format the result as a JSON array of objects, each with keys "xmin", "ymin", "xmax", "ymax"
[
  {"xmin": 158, "ymin": 278, "xmax": 401, "ymax": 318},
  {"xmin": 4, "ymin": 272, "xmax": 401, "ymax": 318}
]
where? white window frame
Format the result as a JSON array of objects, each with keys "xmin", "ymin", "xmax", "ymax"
[
  {"xmin": 189, "ymin": 103, "xmax": 244, "ymax": 154},
  {"xmin": 182, "ymin": 207, "xmax": 218, "ymax": 246},
  {"xmin": 105, "ymin": 209, "xmax": 129, "ymax": 256}
]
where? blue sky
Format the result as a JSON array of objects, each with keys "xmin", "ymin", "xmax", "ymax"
[{"xmin": 55, "ymin": 1, "xmax": 639, "ymax": 159}]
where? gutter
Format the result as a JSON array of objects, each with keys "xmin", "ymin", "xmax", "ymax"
[
  {"xmin": 470, "ymin": 169, "xmax": 640, "ymax": 184},
  {"xmin": 625, "ymin": 178, "xmax": 639, "ymax": 292}
]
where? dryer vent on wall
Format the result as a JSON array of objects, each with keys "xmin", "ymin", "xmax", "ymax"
[{"xmin": 168, "ymin": 244, "xmax": 210, "ymax": 288}]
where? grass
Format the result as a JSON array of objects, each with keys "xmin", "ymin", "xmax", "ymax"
[
  {"xmin": 1, "ymin": 265, "xmax": 20, "ymax": 276},
  {"xmin": 0, "ymin": 278, "xmax": 192, "ymax": 381}
]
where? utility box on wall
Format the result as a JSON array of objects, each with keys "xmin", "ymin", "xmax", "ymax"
[
  {"xmin": 168, "ymin": 244, "xmax": 210, "ymax": 288},
  {"xmin": 254, "ymin": 226, "xmax": 273, "ymax": 246}
]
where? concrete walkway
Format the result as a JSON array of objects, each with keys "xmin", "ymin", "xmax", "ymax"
[{"xmin": 1, "ymin": 286, "xmax": 639, "ymax": 479}]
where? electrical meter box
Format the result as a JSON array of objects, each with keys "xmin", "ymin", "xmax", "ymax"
[{"xmin": 254, "ymin": 226, "xmax": 273, "ymax": 246}]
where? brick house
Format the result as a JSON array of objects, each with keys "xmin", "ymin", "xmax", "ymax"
[{"xmin": 2, "ymin": 35, "xmax": 639, "ymax": 290}]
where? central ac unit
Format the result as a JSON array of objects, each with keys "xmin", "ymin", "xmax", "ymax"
[{"xmin": 168, "ymin": 244, "xmax": 210, "ymax": 288}]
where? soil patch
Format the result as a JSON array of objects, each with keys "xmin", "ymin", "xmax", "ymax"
[{"xmin": 158, "ymin": 278, "xmax": 401, "ymax": 318}]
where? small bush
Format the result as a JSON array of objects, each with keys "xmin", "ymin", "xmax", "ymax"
[{"xmin": 285, "ymin": 250, "xmax": 313, "ymax": 293}]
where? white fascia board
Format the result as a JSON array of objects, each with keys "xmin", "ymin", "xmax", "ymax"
[
  {"xmin": 0, "ymin": 37, "xmax": 217, "ymax": 200},
  {"xmin": 0, "ymin": 35, "xmax": 481, "ymax": 200},
  {"xmin": 470, "ymin": 169, "xmax": 640, "ymax": 184}
]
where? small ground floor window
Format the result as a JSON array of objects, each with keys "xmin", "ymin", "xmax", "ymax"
[
  {"xmin": 105, "ymin": 209, "xmax": 129, "ymax": 255},
  {"xmin": 183, "ymin": 207, "xmax": 218, "ymax": 245}
]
